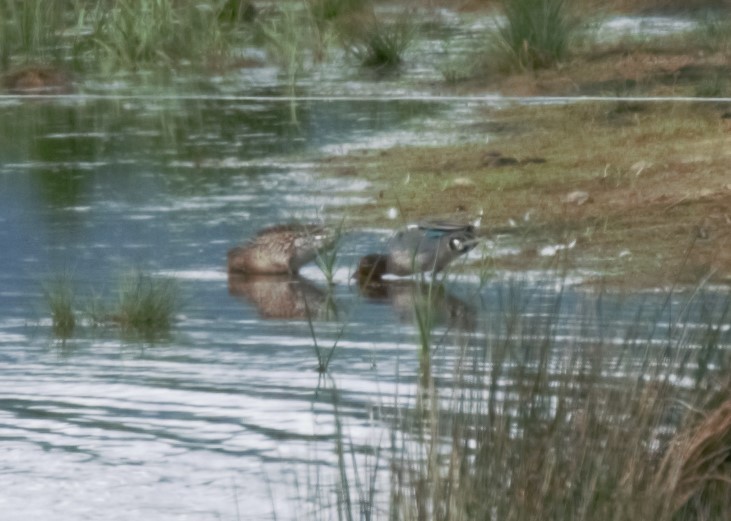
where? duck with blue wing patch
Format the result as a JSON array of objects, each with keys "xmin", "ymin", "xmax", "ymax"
[{"xmin": 356, "ymin": 220, "xmax": 478, "ymax": 283}]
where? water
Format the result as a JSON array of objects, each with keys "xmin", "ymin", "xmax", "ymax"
[{"xmin": 1, "ymin": 13, "xmax": 730, "ymax": 521}]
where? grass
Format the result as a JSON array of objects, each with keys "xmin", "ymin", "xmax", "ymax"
[
  {"xmin": 85, "ymin": 0, "xmax": 231, "ymax": 71},
  {"xmin": 112, "ymin": 271, "xmax": 180, "ymax": 336},
  {"xmin": 692, "ymin": 8, "xmax": 731, "ymax": 55},
  {"xmin": 489, "ymin": 0, "xmax": 580, "ymax": 72},
  {"xmin": 43, "ymin": 273, "xmax": 76, "ymax": 338},
  {"xmin": 307, "ymin": 0, "xmax": 367, "ymax": 25},
  {"xmin": 306, "ymin": 308, "xmax": 348, "ymax": 373},
  {"xmin": 44, "ymin": 270, "xmax": 180, "ymax": 340},
  {"xmin": 0, "ymin": 0, "xmax": 68, "ymax": 67},
  {"xmin": 346, "ymin": 14, "xmax": 415, "ymax": 68},
  {"xmin": 0, "ymin": 0, "xmax": 250, "ymax": 72},
  {"xmin": 314, "ymin": 220, "xmax": 345, "ymax": 285}
]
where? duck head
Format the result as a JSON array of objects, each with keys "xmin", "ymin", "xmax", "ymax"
[{"xmin": 355, "ymin": 253, "xmax": 389, "ymax": 284}]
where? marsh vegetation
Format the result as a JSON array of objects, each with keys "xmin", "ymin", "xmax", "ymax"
[{"xmin": 45, "ymin": 270, "xmax": 181, "ymax": 340}]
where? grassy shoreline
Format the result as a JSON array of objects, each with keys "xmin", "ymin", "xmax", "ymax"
[{"xmin": 321, "ymin": 101, "xmax": 731, "ymax": 287}]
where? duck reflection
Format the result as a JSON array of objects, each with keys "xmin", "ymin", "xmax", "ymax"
[
  {"xmin": 356, "ymin": 278, "xmax": 476, "ymax": 332},
  {"xmin": 228, "ymin": 273, "xmax": 336, "ymax": 320}
]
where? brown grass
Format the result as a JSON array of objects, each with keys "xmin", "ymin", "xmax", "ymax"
[{"xmin": 654, "ymin": 397, "xmax": 731, "ymax": 516}]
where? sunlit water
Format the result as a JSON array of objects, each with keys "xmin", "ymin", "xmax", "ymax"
[{"xmin": 0, "ymin": 11, "xmax": 728, "ymax": 521}]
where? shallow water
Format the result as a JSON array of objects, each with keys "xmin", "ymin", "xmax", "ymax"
[{"xmin": 1, "ymin": 10, "xmax": 730, "ymax": 521}]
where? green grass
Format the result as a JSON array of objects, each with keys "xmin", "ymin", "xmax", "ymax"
[
  {"xmin": 347, "ymin": 15, "xmax": 414, "ymax": 68},
  {"xmin": 44, "ymin": 270, "xmax": 180, "ymax": 340},
  {"xmin": 86, "ymin": 0, "xmax": 231, "ymax": 70},
  {"xmin": 0, "ymin": 0, "xmax": 250, "ymax": 72},
  {"xmin": 113, "ymin": 271, "xmax": 180, "ymax": 336},
  {"xmin": 314, "ymin": 221, "xmax": 345, "ymax": 286},
  {"xmin": 43, "ymin": 274, "xmax": 76, "ymax": 338},
  {"xmin": 0, "ymin": 0, "xmax": 67, "ymax": 67},
  {"xmin": 307, "ymin": 0, "xmax": 367, "ymax": 25},
  {"xmin": 490, "ymin": 0, "xmax": 580, "ymax": 71}
]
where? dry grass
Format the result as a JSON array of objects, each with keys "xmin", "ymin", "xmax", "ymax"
[{"xmin": 654, "ymin": 396, "xmax": 731, "ymax": 516}]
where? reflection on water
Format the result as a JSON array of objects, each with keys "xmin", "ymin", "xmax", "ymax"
[
  {"xmin": 228, "ymin": 273, "xmax": 337, "ymax": 320},
  {"xmin": 357, "ymin": 278, "xmax": 476, "ymax": 332}
]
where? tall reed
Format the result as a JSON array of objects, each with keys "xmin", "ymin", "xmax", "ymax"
[
  {"xmin": 399, "ymin": 283, "xmax": 731, "ymax": 520},
  {"xmin": 314, "ymin": 277, "xmax": 731, "ymax": 520}
]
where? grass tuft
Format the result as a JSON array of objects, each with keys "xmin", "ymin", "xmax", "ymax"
[
  {"xmin": 43, "ymin": 274, "xmax": 76, "ymax": 338},
  {"xmin": 114, "ymin": 271, "xmax": 180, "ymax": 336},
  {"xmin": 346, "ymin": 14, "xmax": 414, "ymax": 68},
  {"xmin": 490, "ymin": 0, "xmax": 579, "ymax": 72}
]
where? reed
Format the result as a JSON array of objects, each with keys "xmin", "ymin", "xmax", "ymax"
[
  {"xmin": 314, "ymin": 221, "xmax": 345, "ymax": 286},
  {"xmin": 257, "ymin": 3, "xmax": 315, "ymax": 124},
  {"xmin": 692, "ymin": 8, "xmax": 731, "ymax": 55},
  {"xmin": 307, "ymin": 0, "xmax": 366, "ymax": 25},
  {"xmin": 313, "ymin": 276, "xmax": 731, "ymax": 520}
]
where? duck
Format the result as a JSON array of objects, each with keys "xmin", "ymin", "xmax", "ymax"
[
  {"xmin": 356, "ymin": 220, "xmax": 478, "ymax": 283},
  {"xmin": 228, "ymin": 224, "xmax": 336, "ymax": 275}
]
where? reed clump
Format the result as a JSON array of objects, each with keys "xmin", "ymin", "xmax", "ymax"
[
  {"xmin": 384, "ymin": 283, "xmax": 731, "ymax": 521},
  {"xmin": 318, "ymin": 278, "xmax": 731, "ymax": 520},
  {"xmin": 652, "ymin": 396, "xmax": 731, "ymax": 517},
  {"xmin": 0, "ymin": 0, "xmax": 251, "ymax": 72}
]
